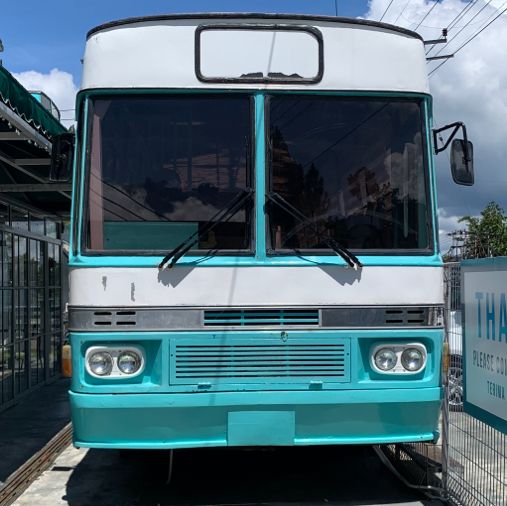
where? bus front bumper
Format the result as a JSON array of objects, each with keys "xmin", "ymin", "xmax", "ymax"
[{"xmin": 70, "ymin": 388, "xmax": 442, "ymax": 449}]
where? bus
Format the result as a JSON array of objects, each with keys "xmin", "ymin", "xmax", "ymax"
[{"xmin": 51, "ymin": 13, "xmax": 474, "ymax": 449}]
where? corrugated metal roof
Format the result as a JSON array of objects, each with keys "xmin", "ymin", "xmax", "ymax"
[
  {"xmin": 0, "ymin": 65, "xmax": 66, "ymax": 140},
  {"xmin": 0, "ymin": 65, "xmax": 71, "ymax": 216}
]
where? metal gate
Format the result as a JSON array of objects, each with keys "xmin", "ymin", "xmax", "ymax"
[
  {"xmin": 0, "ymin": 204, "xmax": 64, "ymax": 412},
  {"xmin": 378, "ymin": 262, "xmax": 507, "ymax": 505}
]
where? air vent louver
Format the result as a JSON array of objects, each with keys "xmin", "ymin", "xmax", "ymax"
[
  {"xmin": 170, "ymin": 337, "xmax": 350, "ymax": 387},
  {"xmin": 93, "ymin": 310, "xmax": 137, "ymax": 327},
  {"xmin": 384, "ymin": 308, "xmax": 426, "ymax": 325},
  {"xmin": 203, "ymin": 309, "xmax": 319, "ymax": 327}
]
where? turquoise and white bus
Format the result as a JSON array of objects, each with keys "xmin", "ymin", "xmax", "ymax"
[{"xmin": 52, "ymin": 14, "xmax": 474, "ymax": 449}]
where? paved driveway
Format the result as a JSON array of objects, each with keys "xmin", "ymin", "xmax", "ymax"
[{"xmin": 14, "ymin": 444, "xmax": 443, "ymax": 505}]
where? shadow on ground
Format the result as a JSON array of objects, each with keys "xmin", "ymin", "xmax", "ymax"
[
  {"xmin": 0, "ymin": 378, "xmax": 70, "ymax": 484},
  {"xmin": 63, "ymin": 445, "xmax": 442, "ymax": 506}
]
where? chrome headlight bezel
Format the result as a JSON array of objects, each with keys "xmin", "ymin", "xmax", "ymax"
[
  {"xmin": 370, "ymin": 343, "xmax": 427, "ymax": 375},
  {"xmin": 85, "ymin": 345, "xmax": 145, "ymax": 379}
]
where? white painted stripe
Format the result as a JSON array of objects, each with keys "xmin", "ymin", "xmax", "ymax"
[{"xmin": 69, "ymin": 266, "xmax": 443, "ymax": 307}]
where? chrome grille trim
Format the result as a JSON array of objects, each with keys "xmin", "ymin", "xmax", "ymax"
[
  {"xmin": 321, "ymin": 306, "xmax": 444, "ymax": 328},
  {"xmin": 68, "ymin": 305, "xmax": 443, "ymax": 331},
  {"xmin": 69, "ymin": 308, "xmax": 202, "ymax": 331}
]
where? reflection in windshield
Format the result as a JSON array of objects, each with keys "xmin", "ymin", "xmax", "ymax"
[
  {"xmin": 268, "ymin": 96, "xmax": 430, "ymax": 252},
  {"xmin": 86, "ymin": 95, "xmax": 252, "ymax": 252}
]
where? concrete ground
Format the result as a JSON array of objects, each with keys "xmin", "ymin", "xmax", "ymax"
[
  {"xmin": 13, "ymin": 444, "xmax": 444, "ymax": 506},
  {"xmin": 0, "ymin": 378, "xmax": 70, "ymax": 485}
]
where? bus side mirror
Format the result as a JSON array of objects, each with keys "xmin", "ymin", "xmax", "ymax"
[
  {"xmin": 50, "ymin": 132, "xmax": 75, "ymax": 182},
  {"xmin": 451, "ymin": 139, "xmax": 474, "ymax": 186},
  {"xmin": 433, "ymin": 121, "xmax": 474, "ymax": 186}
]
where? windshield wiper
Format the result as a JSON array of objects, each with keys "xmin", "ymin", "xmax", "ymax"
[
  {"xmin": 267, "ymin": 191, "xmax": 362, "ymax": 270},
  {"xmin": 158, "ymin": 188, "xmax": 253, "ymax": 270}
]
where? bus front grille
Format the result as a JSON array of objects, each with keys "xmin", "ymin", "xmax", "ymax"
[
  {"xmin": 170, "ymin": 337, "xmax": 350, "ymax": 387},
  {"xmin": 203, "ymin": 309, "xmax": 320, "ymax": 327}
]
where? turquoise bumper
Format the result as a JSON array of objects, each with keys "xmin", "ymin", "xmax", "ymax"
[{"xmin": 70, "ymin": 388, "xmax": 442, "ymax": 449}]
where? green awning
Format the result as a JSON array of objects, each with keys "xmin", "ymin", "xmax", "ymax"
[{"xmin": 0, "ymin": 65, "xmax": 67, "ymax": 139}]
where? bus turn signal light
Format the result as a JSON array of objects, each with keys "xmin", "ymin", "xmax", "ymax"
[{"xmin": 62, "ymin": 343, "xmax": 72, "ymax": 378}]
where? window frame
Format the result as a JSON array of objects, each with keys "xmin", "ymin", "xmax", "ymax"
[
  {"xmin": 71, "ymin": 99, "xmax": 85, "ymax": 257},
  {"xmin": 80, "ymin": 92, "xmax": 256, "ymax": 257},
  {"xmin": 264, "ymin": 93, "xmax": 435, "ymax": 256},
  {"xmin": 195, "ymin": 23, "xmax": 324, "ymax": 85}
]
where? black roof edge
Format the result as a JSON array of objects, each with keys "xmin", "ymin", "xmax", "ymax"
[{"xmin": 86, "ymin": 13, "xmax": 423, "ymax": 41}]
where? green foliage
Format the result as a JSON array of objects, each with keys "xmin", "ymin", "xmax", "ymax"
[{"xmin": 459, "ymin": 202, "xmax": 507, "ymax": 258}]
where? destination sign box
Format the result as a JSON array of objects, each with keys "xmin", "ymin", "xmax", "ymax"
[{"xmin": 463, "ymin": 258, "xmax": 507, "ymax": 434}]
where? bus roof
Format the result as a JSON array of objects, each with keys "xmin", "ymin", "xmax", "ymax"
[
  {"xmin": 87, "ymin": 13, "xmax": 423, "ymax": 41},
  {"xmin": 82, "ymin": 14, "xmax": 429, "ymax": 94}
]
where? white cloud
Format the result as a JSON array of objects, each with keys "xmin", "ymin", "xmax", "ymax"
[
  {"xmin": 365, "ymin": 1, "xmax": 507, "ymax": 220},
  {"xmin": 13, "ymin": 68, "xmax": 78, "ymax": 127}
]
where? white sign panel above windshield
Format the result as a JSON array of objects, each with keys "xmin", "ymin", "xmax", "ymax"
[{"xmin": 196, "ymin": 24, "xmax": 323, "ymax": 84}]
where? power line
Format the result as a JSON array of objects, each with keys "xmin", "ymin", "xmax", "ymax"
[
  {"xmin": 429, "ymin": 3, "xmax": 507, "ymax": 76},
  {"xmin": 414, "ymin": 0, "xmax": 440, "ymax": 31},
  {"xmin": 427, "ymin": 0, "xmax": 479, "ymax": 55},
  {"xmin": 432, "ymin": 0, "xmax": 494, "ymax": 58},
  {"xmin": 431, "ymin": 0, "xmax": 506, "ymax": 70},
  {"xmin": 447, "ymin": 0, "xmax": 479, "ymax": 31},
  {"xmin": 393, "ymin": 1, "xmax": 411, "ymax": 25},
  {"xmin": 445, "ymin": 2, "xmax": 507, "ymax": 51},
  {"xmin": 379, "ymin": 0, "xmax": 396, "ymax": 22}
]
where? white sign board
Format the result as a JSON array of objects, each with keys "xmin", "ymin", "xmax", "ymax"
[
  {"xmin": 463, "ymin": 258, "xmax": 507, "ymax": 434},
  {"xmin": 197, "ymin": 26, "xmax": 322, "ymax": 83}
]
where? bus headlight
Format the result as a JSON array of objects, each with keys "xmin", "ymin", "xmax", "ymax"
[
  {"xmin": 374, "ymin": 348, "xmax": 397, "ymax": 371},
  {"xmin": 371, "ymin": 343, "xmax": 427, "ymax": 374},
  {"xmin": 85, "ymin": 345, "xmax": 145, "ymax": 378},
  {"xmin": 401, "ymin": 347, "xmax": 425, "ymax": 372},
  {"xmin": 88, "ymin": 351, "xmax": 113, "ymax": 376},
  {"xmin": 117, "ymin": 351, "xmax": 142, "ymax": 375}
]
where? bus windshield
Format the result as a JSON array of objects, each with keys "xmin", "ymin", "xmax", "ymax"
[
  {"xmin": 82, "ymin": 93, "xmax": 432, "ymax": 256},
  {"xmin": 267, "ymin": 95, "xmax": 431, "ymax": 254},
  {"xmin": 84, "ymin": 94, "xmax": 252, "ymax": 252}
]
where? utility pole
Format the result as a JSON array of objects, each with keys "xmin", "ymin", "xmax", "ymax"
[{"xmin": 447, "ymin": 230, "xmax": 467, "ymax": 261}]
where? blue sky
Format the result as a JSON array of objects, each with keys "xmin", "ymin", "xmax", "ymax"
[{"xmin": 0, "ymin": 0, "xmax": 368, "ymax": 82}]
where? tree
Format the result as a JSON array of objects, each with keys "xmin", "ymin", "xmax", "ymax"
[{"xmin": 459, "ymin": 201, "xmax": 507, "ymax": 258}]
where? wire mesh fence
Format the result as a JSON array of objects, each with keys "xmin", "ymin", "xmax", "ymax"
[
  {"xmin": 378, "ymin": 262, "xmax": 507, "ymax": 505},
  {"xmin": 443, "ymin": 262, "xmax": 507, "ymax": 506}
]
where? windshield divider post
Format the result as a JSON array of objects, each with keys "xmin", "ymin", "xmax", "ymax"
[{"xmin": 255, "ymin": 92, "xmax": 267, "ymax": 261}]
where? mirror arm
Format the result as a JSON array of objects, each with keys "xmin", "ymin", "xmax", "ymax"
[
  {"xmin": 462, "ymin": 125, "xmax": 471, "ymax": 162},
  {"xmin": 433, "ymin": 121, "xmax": 468, "ymax": 154},
  {"xmin": 433, "ymin": 121, "xmax": 472, "ymax": 163}
]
